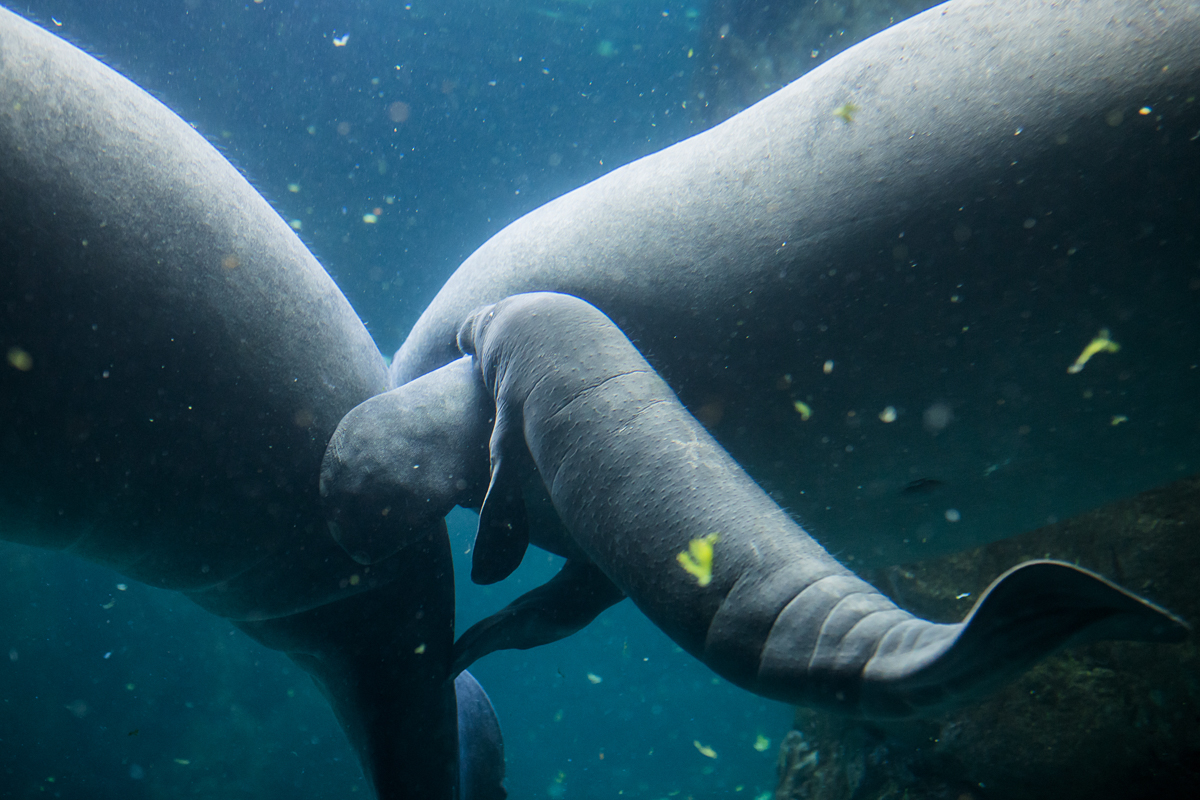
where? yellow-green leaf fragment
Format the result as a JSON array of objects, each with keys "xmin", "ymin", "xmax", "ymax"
[
  {"xmin": 677, "ymin": 533, "xmax": 720, "ymax": 587},
  {"xmin": 1068, "ymin": 328, "xmax": 1120, "ymax": 374},
  {"xmin": 832, "ymin": 102, "xmax": 859, "ymax": 123},
  {"xmin": 693, "ymin": 740, "xmax": 718, "ymax": 758}
]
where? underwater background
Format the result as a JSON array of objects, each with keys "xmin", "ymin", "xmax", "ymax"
[
  {"xmin": 3, "ymin": 1, "xmax": 1199, "ymax": 798},
  {"xmin": 0, "ymin": 1, "xmax": 935, "ymax": 797}
]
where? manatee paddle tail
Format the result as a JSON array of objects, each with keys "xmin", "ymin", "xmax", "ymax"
[{"xmin": 454, "ymin": 293, "xmax": 1188, "ymax": 717}]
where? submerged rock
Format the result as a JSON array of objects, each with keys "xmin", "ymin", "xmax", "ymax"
[{"xmin": 775, "ymin": 475, "xmax": 1200, "ymax": 800}]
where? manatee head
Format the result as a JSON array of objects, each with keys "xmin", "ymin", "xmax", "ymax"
[{"xmin": 320, "ymin": 356, "xmax": 493, "ymax": 564}]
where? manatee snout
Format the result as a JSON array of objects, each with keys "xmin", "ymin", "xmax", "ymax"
[{"xmin": 320, "ymin": 356, "xmax": 495, "ymax": 564}]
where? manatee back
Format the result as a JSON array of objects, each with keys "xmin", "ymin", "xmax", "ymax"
[
  {"xmin": 0, "ymin": 9, "xmax": 387, "ymax": 617},
  {"xmin": 394, "ymin": 0, "xmax": 1200, "ymax": 564}
]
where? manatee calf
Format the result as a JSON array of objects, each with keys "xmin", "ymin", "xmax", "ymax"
[
  {"xmin": 393, "ymin": 0, "xmax": 1200, "ymax": 567},
  {"xmin": 451, "ymin": 292, "xmax": 1187, "ymax": 716},
  {"xmin": 0, "ymin": 8, "xmax": 501, "ymax": 798}
]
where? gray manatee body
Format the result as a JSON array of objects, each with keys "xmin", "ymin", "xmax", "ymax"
[
  {"xmin": 455, "ymin": 292, "xmax": 1187, "ymax": 716},
  {"xmin": 0, "ymin": 8, "xmax": 501, "ymax": 798},
  {"xmin": 393, "ymin": 0, "xmax": 1200, "ymax": 566}
]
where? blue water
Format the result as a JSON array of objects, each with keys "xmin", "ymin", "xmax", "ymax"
[{"xmin": 1, "ymin": 1, "xmax": 797, "ymax": 797}]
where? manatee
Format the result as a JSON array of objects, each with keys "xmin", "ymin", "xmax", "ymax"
[
  {"xmin": 451, "ymin": 292, "xmax": 1187, "ymax": 716},
  {"xmin": 391, "ymin": 0, "xmax": 1200, "ymax": 568},
  {"xmin": 0, "ymin": 9, "xmax": 501, "ymax": 798}
]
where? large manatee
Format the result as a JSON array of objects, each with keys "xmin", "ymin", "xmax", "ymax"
[
  {"xmin": 0, "ymin": 8, "xmax": 502, "ymax": 799},
  {"xmin": 319, "ymin": 0, "xmax": 1198, "ymax": 723},
  {"xmin": 392, "ymin": 0, "xmax": 1200, "ymax": 568}
]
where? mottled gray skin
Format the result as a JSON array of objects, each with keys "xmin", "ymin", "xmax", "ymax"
[
  {"xmin": 394, "ymin": 0, "xmax": 1200, "ymax": 567},
  {"xmin": 321, "ymin": 357, "xmax": 493, "ymax": 566},
  {"xmin": 456, "ymin": 293, "xmax": 1187, "ymax": 717},
  {"xmin": 0, "ymin": 9, "xmax": 501, "ymax": 799}
]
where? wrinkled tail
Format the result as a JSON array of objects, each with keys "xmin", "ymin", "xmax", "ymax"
[{"xmin": 755, "ymin": 560, "xmax": 1189, "ymax": 718}]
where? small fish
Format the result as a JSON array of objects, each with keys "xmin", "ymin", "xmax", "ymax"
[
  {"xmin": 677, "ymin": 533, "xmax": 720, "ymax": 587},
  {"xmin": 901, "ymin": 477, "xmax": 945, "ymax": 495}
]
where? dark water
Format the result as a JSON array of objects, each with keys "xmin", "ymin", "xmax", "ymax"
[{"xmin": 0, "ymin": 1, "xmax": 814, "ymax": 796}]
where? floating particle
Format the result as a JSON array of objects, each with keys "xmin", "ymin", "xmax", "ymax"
[
  {"xmin": 287, "ymin": 183, "xmax": 301, "ymax": 193},
  {"xmin": 677, "ymin": 533, "xmax": 720, "ymax": 587},
  {"xmin": 693, "ymin": 740, "xmax": 718, "ymax": 758},
  {"xmin": 832, "ymin": 102, "xmax": 859, "ymax": 123},
  {"xmin": 923, "ymin": 402, "xmax": 953, "ymax": 433},
  {"xmin": 333, "ymin": 34, "xmax": 349, "ymax": 47},
  {"xmin": 793, "ymin": 400, "xmax": 813, "ymax": 421},
  {"xmin": 116, "ymin": 583, "xmax": 127, "ymax": 591},
  {"xmin": 1139, "ymin": 106, "xmax": 1152, "ymax": 115},
  {"xmin": 753, "ymin": 734, "xmax": 771, "ymax": 752},
  {"xmin": 414, "ymin": 643, "xmax": 426, "ymax": 654},
  {"xmin": 126, "ymin": 683, "xmax": 136, "ymax": 691},
  {"xmin": 586, "ymin": 672, "xmax": 603, "ymax": 684},
  {"xmin": 290, "ymin": 219, "xmax": 303, "ymax": 230},
  {"xmin": 362, "ymin": 213, "xmax": 378, "ymax": 224},
  {"xmin": 388, "ymin": 101, "xmax": 411, "ymax": 123},
  {"xmin": 1110, "ymin": 415, "xmax": 1129, "ymax": 426},
  {"xmin": 944, "ymin": 508, "xmax": 961, "ymax": 523},
  {"xmin": 173, "ymin": 758, "xmax": 191, "ymax": 766},
  {"xmin": 879, "ymin": 406, "xmax": 897, "ymax": 423},
  {"xmin": 6, "ymin": 346, "xmax": 32, "ymax": 371},
  {"xmin": 1068, "ymin": 328, "xmax": 1120, "ymax": 374},
  {"xmin": 101, "ymin": 599, "xmax": 115, "ymax": 609},
  {"xmin": 823, "ymin": 360, "xmax": 834, "ymax": 374}
]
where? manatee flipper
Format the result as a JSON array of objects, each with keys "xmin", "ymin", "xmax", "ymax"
[
  {"xmin": 457, "ymin": 292, "xmax": 1189, "ymax": 717},
  {"xmin": 471, "ymin": 397, "xmax": 531, "ymax": 585},
  {"xmin": 455, "ymin": 670, "xmax": 507, "ymax": 800},
  {"xmin": 453, "ymin": 559, "xmax": 626, "ymax": 674},
  {"xmin": 321, "ymin": 357, "xmax": 493, "ymax": 565}
]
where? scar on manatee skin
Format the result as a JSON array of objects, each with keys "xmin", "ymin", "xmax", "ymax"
[
  {"xmin": 677, "ymin": 533, "xmax": 720, "ymax": 587},
  {"xmin": 1068, "ymin": 328, "xmax": 1120, "ymax": 374},
  {"xmin": 832, "ymin": 102, "xmax": 859, "ymax": 123}
]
